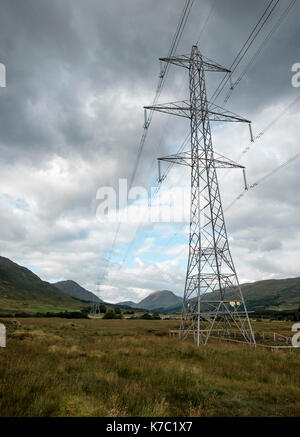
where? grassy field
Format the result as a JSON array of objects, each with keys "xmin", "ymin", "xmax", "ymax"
[
  {"xmin": 0, "ymin": 318, "xmax": 299, "ymax": 417},
  {"xmin": 0, "ymin": 296, "xmax": 87, "ymax": 315}
]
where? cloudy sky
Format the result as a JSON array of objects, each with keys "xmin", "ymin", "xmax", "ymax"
[{"xmin": 0, "ymin": 0, "xmax": 299, "ymax": 303}]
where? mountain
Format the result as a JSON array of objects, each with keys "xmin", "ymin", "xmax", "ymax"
[
  {"xmin": 53, "ymin": 280, "xmax": 103, "ymax": 303},
  {"xmin": 116, "ymin": 301, "xmax": 137, "ymax": 308},
  {"xmin": 137, "ymin": 290, "xmax": 182, "ymax": 311},
  {"xmin": 116, "ymin": 291, "xmax": 182, "ymax": 311},
  {"xmin": 239, "ymin": 277, "xmax": 300, "ymax": 312},
  {"xmin": 163, "ymin": 277, "xmax": 300, "ymax": 314},
  {"xmin": 0, "ymin": 256, "xmax": 86, "ymax": 314}
]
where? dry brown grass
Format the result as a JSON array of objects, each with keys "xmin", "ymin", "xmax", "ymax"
[{"xmin": 0, "ymin": 318, "xmax": 299, "ymax": 417}]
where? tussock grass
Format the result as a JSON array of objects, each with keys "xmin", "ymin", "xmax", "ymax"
[{"xmin": 0, "ymin": 318, "xmax": 299, "ymax": 417}]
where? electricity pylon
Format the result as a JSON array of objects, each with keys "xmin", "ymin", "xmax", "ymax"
[
  {"xmin": 145, "ymin": 45, "xmax": 255, "ymax": 346},
  {"xmin": 89, "ymin": 302, "xmax": 102, "ymax": 319}
]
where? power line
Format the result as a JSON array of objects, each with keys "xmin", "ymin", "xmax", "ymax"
[
  {"xmin": 145, "ymin": 0, "xmax": 218, "ymax": 185},
  {"xmin": 238, "ymin": 95, "xmax": 300, "ymax": 161},
  {"xmin": 219, "ymin": 94, "xmax": 300, "ymax": 186},
  {"xmin": 224, "ymin": 95, "xmax": 300, "ymax": 212},
  {"xmin": 128, "ymin": 0, "xmax": 195, "ymax": 191},
  {"xmin": 110, "ymin": 130, "xmax": 196, "ymax": 277},
  {"xmin": 210, "ymin": 0, "xmax": 280, "ymax": 104},
  {"xmin": 96, "ymin": 1, "xmax": 195, "ymax": 295},
  {"xmin": 157, "ymin": 0, "xmax": 280, "ymax": 187},
  {"xmin": 225, "ymin": 151, "xmax": 300, "ymax": 212},
  {"xmin": 223, "ymin": 0, "xmax": 297, "ymax": 105},
  {"xmin": 251, "ymin": 152, "xmax": 300, "ymax": 188},
  {"xmin": 196, "ymin": 0, "xmax": 217, "ymax": 44}
]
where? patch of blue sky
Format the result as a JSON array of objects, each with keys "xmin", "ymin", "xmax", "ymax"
[
  {"xmin": 26, "ymin": 264, "xmax": 40, "ymax": 275},
  {"xmin": 150, "ymin": 173, "xmax": 160, "ymax": 189},
  {"xmin": 13, "ymin": 198, "xmax": 31, "ymax": 212},
  {"xmin": 115, "ymin": 223, "xmax": 188, "ymax": 269}
]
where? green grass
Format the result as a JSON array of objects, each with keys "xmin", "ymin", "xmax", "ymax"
[
  {"xmin": 28, "ymin": 305, "xmax": 81, "ymax": 313},
  {"xmin": 0, "ymin": 296, "xmax": 86, "ymax": 315},
  {"xmin": 0, "ymin": 318, "xmax": 299, "ymax": 417},
  {"xmin": 0, "ymin": 256, "xmax": 89, "ymax": 315}
]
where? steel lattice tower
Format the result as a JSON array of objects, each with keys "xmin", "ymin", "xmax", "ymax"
[
  {"xmin": 89, "ymin": 302, "xmax": 102, "ymax": 319},
  {"xmin": 145, "ymin": 45, "xmax": 255, "ymax": 346}
]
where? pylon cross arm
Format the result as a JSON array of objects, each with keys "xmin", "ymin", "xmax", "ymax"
[
  {"xmin": 207, "ymin": 102, "xmax": 251, "ymax": 123},
  {"xmin": 158, "ymin": 151, "xmax": 244, "ymax": 169},
  {"xmin": 159, "ymin": 55, "xmax": 230, "ymax": 73},
  {"xmin": 144, "ymin": 101, "xmax": 191, "ymax": 118},
  {"xmin": 145, "ymin": 101, "xmax": 251, "ymax": 124}
]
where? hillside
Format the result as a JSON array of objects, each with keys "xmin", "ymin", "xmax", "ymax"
[
  {"xmin": 164, "ymin": 277, "xmax": 300, "ymax": 314},
  {"xmin": 0, "ymin": 256, "xmax": 87, "ymax": 314},
  {"xmin": 137, "ymin": 290, "xmax": 182, "ymax": 310},
  {"xmin": 116, "ymin": 301, "xmax": 137, "ymax": 308},
  {"xmin": 240, "ymin": 277, "xmax": 300, "ymax": 312},
  {"xmin": 116, "ymin": 291, "xmax": 182, "ymax": 311},
  {"xmin": 53, "ymin": 280, "xmax": 103, "ymax": 303}
]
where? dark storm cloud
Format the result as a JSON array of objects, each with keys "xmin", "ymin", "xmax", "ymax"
[
  {"xmin": 0, "ymin": 0, "xmax": 182, "ymax": 166},
  {"xmin": 0, "ymin": 0, "xmax": 298, "ymax": 172}
]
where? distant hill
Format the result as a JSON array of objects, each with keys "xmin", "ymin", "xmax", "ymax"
[
  {"xmin": 0, "ymin": 256, "xmax": 86, "ymax": 314},
  {"xmin": 53, "ymin": 280, "xmax": 103, "ymax": 304},
  {"xmin": 116, "ymin": 301, "xmax": 137, "ymax": 308},
  {"xmin": 163, "ymin": 277, "xmax": 300, "ymax": 314},
  {"xmin": 136, "ymin": 290, "xmax": 182, "ymax": 311},
  {"xmin": 116, "ymin": 291, "xmax": 182, "ymax": 311},
  {"xmin": 239, "ymin": 277, "xmax": 300, "ymax": 312}
]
